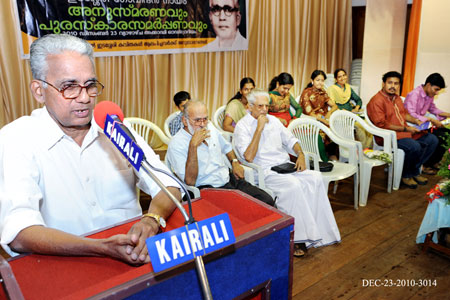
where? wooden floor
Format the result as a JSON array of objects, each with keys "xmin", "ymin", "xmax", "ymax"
[
  {"xmin": 292, "ymin": 166, "xmax": 450, "ymax": 300},
  {"xmin": 1, "ymin": 165, "xmax": 449, "ymax": 299}
]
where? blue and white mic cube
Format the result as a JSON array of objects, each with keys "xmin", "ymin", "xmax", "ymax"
[
  {"xmin": 147, "ymin": 213, "xmax": 235, "ymax": 273},
  {"xmin": 103, "ymin": 114, "xmax": 144, "ymax": 171}
]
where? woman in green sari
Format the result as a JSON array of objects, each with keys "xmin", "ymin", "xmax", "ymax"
[{"xmin": 268, "ymin": 72, "xmax": 302, "ymax": 127}]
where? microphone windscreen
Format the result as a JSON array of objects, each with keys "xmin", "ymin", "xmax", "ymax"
[{"xmin": 93, "ymin": 101, "xmax": 125, "ymax": 129}]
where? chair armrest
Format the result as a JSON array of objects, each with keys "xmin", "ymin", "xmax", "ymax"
[
  {"xmin": 186, "ymin": 185, "xmax": 200, "ymax": 199},
  {"xmin": 241, "ymin": 164, "xmax": 255, "ymax": 184}
]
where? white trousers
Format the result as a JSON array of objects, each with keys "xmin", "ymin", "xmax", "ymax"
[{"xmin": 265, "ymin": 169, "xmax": 341, "ymax": 248}]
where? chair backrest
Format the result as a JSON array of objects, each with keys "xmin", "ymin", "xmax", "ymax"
[
  {"xmin": 364, "ymin": 110, "xmax": 397, "ymax": 153},
  {"xmin": 212, "ymin": 105, "xmax": 232, "ymax": 142},
  {"xmin": 124, "ymin": 117, "xmax": 171, "ymax": 146},
  {"xmin": 213, "ymin": 105, "xmax": 227, "ymax": 130},
  {"xmin": 331, "ymin": 110, "xmax": 391, "ymax": 153},
  {"xmin": 329, "ymin": 110, "xmax": 357, "ymax": 142},
  {"xmin": 287, "ymin": 118, "xmax": 324, "ymax": 162},
  {"xmin": 287, "ymin": 118, "xmax": 358, "ymax": 166},
  {"xmin": 324, "ymin": 73, "xmax": 335, "ymax": 89},
  {"xmin": 163, "ymin": 111, "xmax": 180, "ymax": 138}
]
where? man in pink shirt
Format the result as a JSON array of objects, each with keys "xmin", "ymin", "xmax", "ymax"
[{"xmin": 404, "ymin": 73, "xmax": 448, "ymax": 170}]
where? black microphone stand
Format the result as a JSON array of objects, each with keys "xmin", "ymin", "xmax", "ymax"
[
  {"xmin": 139, "ymin": 160, "xmax": 213, "ymax": 300},
  {"xmin": 106, "ymin": 117, "xmax": 213, "ymax": 299}
]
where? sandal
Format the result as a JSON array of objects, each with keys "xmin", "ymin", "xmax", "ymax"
[{"xmin": 294, "ymin": 243, "xmax": 306, "ymax": 257}]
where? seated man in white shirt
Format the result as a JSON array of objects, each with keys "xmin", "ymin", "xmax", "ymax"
[
  {"xmin": 166, "ymin": 100, "xmax": 274, "ymax": 207},
  {"xmin": 233, "ymin": 89, "xmax": 341, "ymax": 257},
  {"xmin": 0, "ymin": 34, "xmax": 182, "ymax": 265}
]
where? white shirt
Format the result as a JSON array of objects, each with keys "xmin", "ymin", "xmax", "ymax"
[
  {"xmin": 234, "ymin": 114, "xmax": 298, "ymax": 168},
  {"xmin": 167, "ymin": 123, "xmax": 232, "ymax": 187},
  {"xmin": 0, "ymin": 107, "xmax": 179, "ymax": 254},
  {"xmin": 203, "ymin": 31, "xmax": 248, "ymax": 51}
]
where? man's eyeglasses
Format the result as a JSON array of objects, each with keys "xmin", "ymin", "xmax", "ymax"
[
  {"xmin": 37, "ymin": 79, "xmax": 104, "ymax": 99},
  {"xmin": 210, "ymin": 5, "xmax": 239, "ymax": 17},
  {"xmin": 189, "ymin": 117, "xmax": 209, "ymax": 125}
]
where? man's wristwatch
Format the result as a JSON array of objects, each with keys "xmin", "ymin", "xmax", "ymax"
[
  {"xmin": 231, "ymin": 158, "xmax": 239, "ymax": 164},
  {"xmin": 141, "ymin": 213, "xmax": 166, "ymax": 229}
]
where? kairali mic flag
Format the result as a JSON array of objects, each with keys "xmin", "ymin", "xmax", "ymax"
[
  {"xmin": 147, "ymin": 213, "xmax": 236, "ymax": 273},
  {"xmin": 13, "ymin": 0, "xmax": 249, "ymax": 58}
]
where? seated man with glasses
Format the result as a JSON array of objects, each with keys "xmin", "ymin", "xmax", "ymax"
[
  {"xmin": 205, "ymin": 0, "xmax": 247, "ymax": 49},
  {"xmin": 166, "ymin": 100, "xmax": 274, "ymax": 206},
  {"xmin": 0, "ymin": 34, "xmax": 182, "ymax": 265}
]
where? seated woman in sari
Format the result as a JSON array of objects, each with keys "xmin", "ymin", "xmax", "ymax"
[
  {"xmin": 223, "ymin": 77, "xmax": 255, "ymax": 132},
  {"xmin": 300, "ymin": 70, "xmax": 338, "ymax": 161},
  {"xmin": 268, "ymin": 72, "xmax": 302, "ymax": 127},
  {"xmin": 327, "ymin": 68, "xmax": 362, "ymax": 112},
  {"xmin": 327, "ymin": 68, "xmax": 372, "ymax": 148}
]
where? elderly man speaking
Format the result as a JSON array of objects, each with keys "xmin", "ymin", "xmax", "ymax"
[{"xmin": 233, "ymin": 89, "xmax": 341, "ymax": 257}]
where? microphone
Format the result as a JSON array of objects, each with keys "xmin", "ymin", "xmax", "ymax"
[
  {"xmin": 93, "ymin": 101, "xmax": 212, "ymax": 299},
  {"xmin": 93, "ymin": 101, "xmax": 192, "ymax": 220}
]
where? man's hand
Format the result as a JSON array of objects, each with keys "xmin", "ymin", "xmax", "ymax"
[
  {"xmin": 232, "ymin": 160, "xmax": 245, "ymax": 179},
  {"xmin": 405, "ymin": 126, "xmax": 420, "ymax": 134},
  {"xmin": 256, "ymin": 115, "xmax": 269, "ymax": 131},
  {"xmin": 415, "ymin": 118, "xmax": 424, "ymax": 125},
  {"xmin": 295, "ymin": 153, "xmax": 306, "ymax": 171},
  {"xmin": 101, "ymin": 234, "xmax": 149, "ymax": 266},
  {"xmin": 430, "ymin": 118, "xmax": 444, "ymax": 128},
  {"xmin": 190, "ymin": 127, "xmax": 210, "ymax": 147},
  {"xmin": 125, "ymin": 217, "xmax": 160, "ymax": 263}
]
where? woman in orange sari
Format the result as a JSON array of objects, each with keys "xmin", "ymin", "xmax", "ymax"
[{"xmin": 300, "ymin": 70, "xmax": 338, "ymax": 161}]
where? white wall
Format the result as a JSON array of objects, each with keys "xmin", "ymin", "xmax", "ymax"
[
  {"xmin": 414, "ymin": 0, "xmax": 450, "ymax": 112},
  {"xmin": 359, "ymin": 0, "xmax": 407, "ymax": 103}
]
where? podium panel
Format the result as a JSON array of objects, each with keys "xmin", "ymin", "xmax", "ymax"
[{"xmin": 0, "ymin": 189, "xmax": 294, "ymax": 300}]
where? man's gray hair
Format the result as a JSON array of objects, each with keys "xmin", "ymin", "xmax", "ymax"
[
  {"xmin": 30, "ymin": 34, "xmax": 94, "ymax": 80},
  {"xmin": 183, "ymin": 99, "xmax": 207, "ymax": 119},
  {"xmin": 247, "ymin": 88, "xmax": 270, "ymax": 105}
]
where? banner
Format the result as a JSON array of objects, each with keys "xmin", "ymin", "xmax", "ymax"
[{"xmin": 14, "ymin": 0, "xmax": 248, "ymax": 58}]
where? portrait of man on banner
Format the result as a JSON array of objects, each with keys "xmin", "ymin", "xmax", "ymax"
[{"xmin": 203, "ymin": 0, "xmax": 248, "ymax": 51}]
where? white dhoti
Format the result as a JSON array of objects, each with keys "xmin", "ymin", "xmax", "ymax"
[{"xmin": 264, "ymin": 169, "xmax": 341, "ymax": 248}]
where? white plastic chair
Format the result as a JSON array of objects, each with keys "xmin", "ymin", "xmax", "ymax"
[
  {"xmin": 212, "ymin": 105, "xmax": 232, "ymax": 142},
  {"xmin": 287, "ymin": 118, "xmax": 359, "ymax": 209},
  {"xmin": 364, "ymin": 111, "xmax": 405, "ymax": 190},
  {"xmin": 330, "ymin": 110, "xmax": 392, "ymax": 206},
  {"xmin": 231, "ymin": 138, "xmax": 274, "ymax": 198},
  {"xmin": 164, "ymin": 156, "xmax": 201, "ymax": 199},
  {"xmin": 324, "ymin": 73, "xmax": 335, "ymax": 90},
  {"xmin": 123, "ymin": 117, "xmax": 171, "ymax": 201},
  {"xmin": 163, "ymin": 111, "xmax": 180, "ymax": 138},
  {"xmin": 124, "ymin": 117, "xmax": 171, "ymax": 146}
]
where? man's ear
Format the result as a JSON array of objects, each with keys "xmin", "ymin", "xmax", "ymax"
[
  {"xmin": 30, "ymin": 80, "xmax": 45, "ymax": 104},
  {"xmin": 182, "ymin": 115, "xmax": 188, "ymax": 127}
]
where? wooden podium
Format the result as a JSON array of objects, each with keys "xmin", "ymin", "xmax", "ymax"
[{"xmin": 0, "ymin": 189, "xmax": 294, "ymax": 300}]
